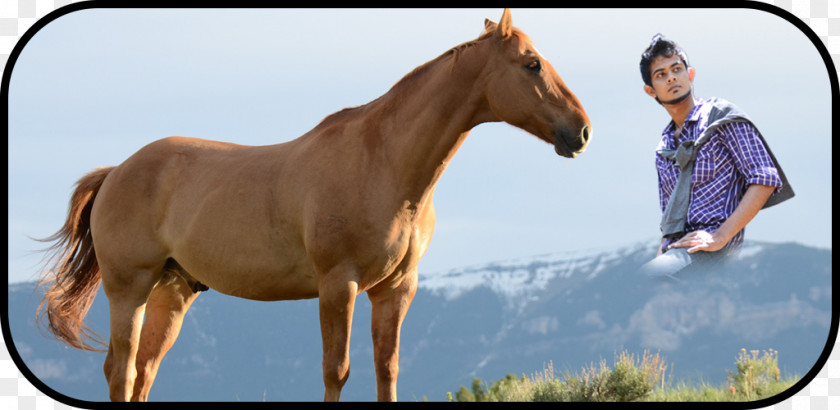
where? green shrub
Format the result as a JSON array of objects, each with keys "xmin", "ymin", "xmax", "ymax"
[
  {"xmin": 562, "ymin": 350, "xmax": 667, "ymax": 402},
  {"xmin": 727, "ymin": 348, "xmax": 781, "ymax": 400},
  {"xmin": 446, "ymin": 374, "xmax": 526, "ymax": 402},
  {"xmin": 447, "ymin": 350, "xmax": 667, "ymax": 402},
  {"xmin": 446, "ymin": 348, "xmax": 799, "ymax": 402}
]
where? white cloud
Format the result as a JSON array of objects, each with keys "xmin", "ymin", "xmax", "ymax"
[
  {"xmin": 577, "ymin": 310, "xmax": 606, "ymax": 330},
  {"xmin": 29, "ymin": 359, "xmax": 67, "ymax": 380},
  {"xmin": 522, "ymin": 316, "xmax": 559, "ymax": 335}
]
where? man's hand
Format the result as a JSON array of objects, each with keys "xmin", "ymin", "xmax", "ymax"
[
  {"xmin": 667, "ymin": 184, "xmax": 776, "ymax": 254},
  {"xmin": 668, "ymin": 230, "xmax": 725, "ymax": 254}
]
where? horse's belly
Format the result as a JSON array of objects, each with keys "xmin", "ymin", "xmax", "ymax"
[
  {"xmin": 174, "ymin": 249, "xmax": 319, "ymax": 301},
  {"xmin": 200, "ymin": 265, "xmax": 319, "ymax": 301}
]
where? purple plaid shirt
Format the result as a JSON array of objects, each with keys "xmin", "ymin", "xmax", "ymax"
[{"xmin": 655, "ymin": 98, "xmax": 783, "ymax": 252}]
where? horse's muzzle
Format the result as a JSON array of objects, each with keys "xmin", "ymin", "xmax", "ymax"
[{"xmin": 553, "ymin": 124, "xmax": 591, "ymax": 159}]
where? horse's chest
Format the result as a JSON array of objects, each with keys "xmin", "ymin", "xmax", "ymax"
[
  {"xmin": 360, "ymin": 224, "xmax": 421, "ymax": 291},
  {"xmin": 309, "ymin": 212, "xmax": 419, "ymax": 284}
]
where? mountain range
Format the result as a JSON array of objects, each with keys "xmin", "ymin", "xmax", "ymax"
[{"xmin": 4, "ymin": 239, "xmax": 833, "ymax": 403}]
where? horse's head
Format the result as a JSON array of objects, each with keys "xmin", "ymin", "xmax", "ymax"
[{"xmin": 481, "ymin": 9, "xmax": 591, "ymax": 158}]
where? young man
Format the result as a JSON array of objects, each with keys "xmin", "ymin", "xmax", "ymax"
[{"xmin": 637, "ymin": 34, "xmax": 792, "ymax": 279}]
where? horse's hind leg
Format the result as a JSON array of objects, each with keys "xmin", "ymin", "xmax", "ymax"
[
  {"xmin": 131, "ymin": 273, "xmax": 199, "ymax": 401},
  {"xmin": 100, "ymin": 264, "xmax": 161, "ymax": 401}
]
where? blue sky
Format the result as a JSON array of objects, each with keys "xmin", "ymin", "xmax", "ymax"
[{"xmin": 6, "ymin": 8, "xmax": 833, "ymax": 284}]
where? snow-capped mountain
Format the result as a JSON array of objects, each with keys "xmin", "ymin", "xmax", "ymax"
[
  {"xmin": 420, "ymin": 241, "xmax": 650, "ymax": 306},
  {"xmin": 4, "ymin": 240, "xmax": 832, "ymax": 402}
]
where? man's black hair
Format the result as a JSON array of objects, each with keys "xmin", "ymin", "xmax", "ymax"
[{"xmin": 639, "ymin": 33, "xmax": 690, "ymax": 87}]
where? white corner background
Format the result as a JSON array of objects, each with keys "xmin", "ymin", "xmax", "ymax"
[{"xmin": 2, "ymin": 1, "xmax": 837, "ymax": 408}]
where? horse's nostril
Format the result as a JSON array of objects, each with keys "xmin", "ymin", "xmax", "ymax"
[{"xmin": 580, "ymin": 125, "xmax": 592, "ymax": 143}]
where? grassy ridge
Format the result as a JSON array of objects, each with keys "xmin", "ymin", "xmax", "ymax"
[{"xmin": 445, "ymin": 349, "xmax": 801, "ymax": 402}]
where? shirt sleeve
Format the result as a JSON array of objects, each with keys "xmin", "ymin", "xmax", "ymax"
[
  {"xmin": 655, "ymin": 150, "xmax": 670, "ymax": 214},
  {"xmin": 718, "ymin": 121, "xmax": 783, "ymax": 192}
]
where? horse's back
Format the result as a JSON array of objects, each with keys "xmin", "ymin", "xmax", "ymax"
[{"xmin": 96, "ymin": 136, "xmax": 269, "ymax": 228}]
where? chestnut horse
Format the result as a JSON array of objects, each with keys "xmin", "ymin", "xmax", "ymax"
[{"xmin": 36, "ymin": 9, "xmax": 590, "ymax": 402}]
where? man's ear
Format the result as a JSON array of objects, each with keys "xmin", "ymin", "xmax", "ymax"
[
  {"xmin": 688, "ymin": 66, "xmax": 695, "ymax": 82},
  {"xmin": 644, "ymin": 84, "xmax": 657, "ymax": 99}
]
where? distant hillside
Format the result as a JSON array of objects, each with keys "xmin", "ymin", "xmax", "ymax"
[{"xmin": 4, "ymin": 240, "xmax": 832, "ymax": 402}]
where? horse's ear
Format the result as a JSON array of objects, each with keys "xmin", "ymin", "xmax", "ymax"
[
  {"xmin": 495, "ymin": 8, "xmax": 513, "ymax": 39},
  {"xmin": 484, "ymin": 18, "xmax": 497, "ymax": 33}
]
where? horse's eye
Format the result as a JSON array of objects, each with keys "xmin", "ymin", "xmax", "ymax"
[{"xmin": 526, "ymin": 60, "xmax": 541, "ymax": 72}]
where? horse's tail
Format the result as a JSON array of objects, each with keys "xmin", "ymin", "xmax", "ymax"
[{"xmin": 36, "ymin": 166, "xmax": 115, "ymax": 352}]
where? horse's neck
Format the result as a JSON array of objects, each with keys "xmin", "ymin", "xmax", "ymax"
[{"xmin": 373, "ymin": 51, "xmax": 491, "ymax": 208}]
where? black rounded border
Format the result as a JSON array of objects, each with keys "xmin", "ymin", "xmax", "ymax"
[{"xmin": 2, "ymin": 3, "xmax": 836, "ymax": 408}]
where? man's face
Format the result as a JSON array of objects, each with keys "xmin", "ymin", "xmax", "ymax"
[{"xmin": 644, "ymin": 54, "xmax": 695, "ymax": 104}]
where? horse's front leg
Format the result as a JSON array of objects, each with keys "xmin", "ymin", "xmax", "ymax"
[
  {"xmin": 318, "ymin": 268, "xmax": 359, "ymax": 402},
  {"xmin": 367, "ymin": 270, "xmax": 418, "ymax": 402}
]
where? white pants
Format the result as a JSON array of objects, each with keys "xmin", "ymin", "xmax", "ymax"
[{"xmin": 638, "ymin": 247, "xmax": 728, "ymax": 281}]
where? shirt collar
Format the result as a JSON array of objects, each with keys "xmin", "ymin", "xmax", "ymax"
[{"xmin": 662, "ymin": 98, "xmax": 705, "ymax": 136}]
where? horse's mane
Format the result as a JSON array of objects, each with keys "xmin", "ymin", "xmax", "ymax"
[
  {"xmin": 392, "ymin": 30, "xmax": 494, "ymax": 92},
  {"xmin": 314, "ymin": 30, "xmax": 500, "ymax": 129}
]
